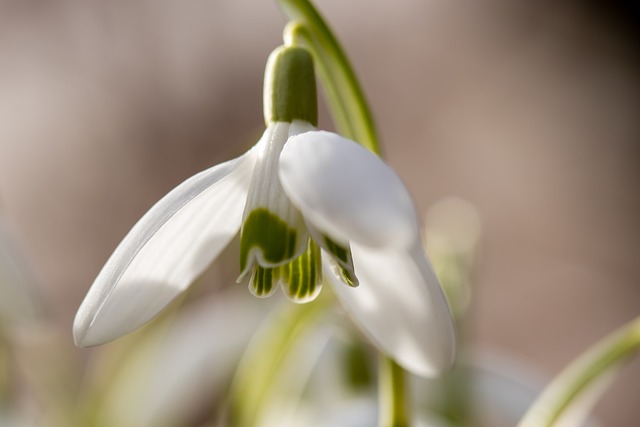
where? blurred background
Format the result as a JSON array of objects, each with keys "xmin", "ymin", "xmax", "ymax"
[{"xmin": 0, "ymin": 0, "xmax": 638, "ymax": 425}]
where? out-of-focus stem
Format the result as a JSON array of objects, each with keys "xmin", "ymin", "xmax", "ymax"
[
  {"xmin": 378, "ymin": 356, "xmax": 410, "ymax": 427},
  {"xmin": 517, "ymin": 316, "xmax": 640, "ymax": 427},
  {"xmin": 228, "ymin": 293, "xmax": 330, "ymax": 427}
]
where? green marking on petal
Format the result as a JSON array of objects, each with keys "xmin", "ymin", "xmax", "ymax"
[
  {"xmin": 336, "ymin": 264, "xmax": 358, "ymax": 287},
  {"xmin": 249, "ymin": 265, "xmax": 279, "ymax": 298},
  {"xmin": 281, "ymin": 239, "xmax": 322, "ymax": 303},
  {"xmin": 322, "ymin": 236, "xmax": 349, "ymax": 263},
  {"xmin": 322, "ymin": 235, "xmax": 359, "ymax": 287},
  {"xmin": 240, "ymin": 208, "xmax": 299, "ymax": 271}
]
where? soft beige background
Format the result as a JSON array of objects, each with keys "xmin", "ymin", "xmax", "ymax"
[{"xmin": 0, "ymin": 0, "xmax": 638, "ymax": 425}]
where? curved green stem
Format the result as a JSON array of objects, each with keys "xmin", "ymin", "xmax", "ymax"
[
  {"xmin": 278, "ymin": 0, "xmax": 380, "ymax": 155},
  {"xmin": 379, "ymin": 356, "xmax": 410, "ymax": 427},
  {"xmin": 228, "ymin": 293, "xmax": 330, "ymax": 427},
  {"xmin": 517, "ymin": 316, "xmax": 640, "ymax": 427}
]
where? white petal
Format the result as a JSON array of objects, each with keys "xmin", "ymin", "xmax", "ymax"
[
  {"xmin": 328, "ymin": 241, "xmax": 456, "ymax": 377},
  {"xmin": 73, "ymin": 148, "xmax": 256, "ymax": 347},
  {"xmin": 278, "ymin": 131, "xmax": 419, "ymax": 248}
]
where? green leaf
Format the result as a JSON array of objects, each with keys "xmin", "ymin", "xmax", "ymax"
[{"xmin": 517, "ymin": 316, "xmax": 640, "ymax": 427}]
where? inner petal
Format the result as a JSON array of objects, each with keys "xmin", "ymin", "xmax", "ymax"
[
  {"xmin": 280, "ymin": 239, "xmax": 323, "ymax": 303},
  {"xmin": 240, "ymin": 208, "xmax": 300, "ymax": 271},
  {"xmin": 239, "ymin": 122, "xmax": 312, "ymax": 278},
  {"xmin": 306, "ymin": 223, "xmax": 358, "ymax": 287},
  {"xmin": 248, "ymin": 265, "xmax": 279, "ymax": 298},
  {"xmin": 247, "ymin": 238, "xmax": 323, "ymax": 303},
  {"xmin": 322, "ymin": 236, "xmax": 359, "ymax": 287}
]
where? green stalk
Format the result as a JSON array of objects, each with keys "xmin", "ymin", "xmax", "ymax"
[
  {"xmin": 378, "ymin": 356, "xmax": 410, "ymax": 427},
  {"xmin": 277, "ymin": 0, "xmax": 380, "ymax": 155},
  {"xmin": 517, "ymin": 316, "xmax": 640, "ymax": 427},
  {"xmin": 227, "ymin": 293, "xmax": 330, "ymax": 427}
]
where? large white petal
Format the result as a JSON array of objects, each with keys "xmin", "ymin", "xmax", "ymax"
[
  {"xmin": 278, "ymin": 131, "xmax": 419, "ymax": 248},
  {"xmin": 74, "ymin": 148, "xmax": 257, "ymax": 347},
  {"xmin": 328, "ymin": 241, "xmax": 456, "ymax": 377}
]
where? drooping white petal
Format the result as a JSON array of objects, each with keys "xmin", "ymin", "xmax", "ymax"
[
  {"xmin": 327, "ymin": 241, "xmax": 456, "ymax": 377},
  {"xmin": 74, "ymin": 148, "xmax": 257, "ymax": 347},
  {"xmin": 278, "ymin": 131, "xmax": 419, "ymax": 249}
]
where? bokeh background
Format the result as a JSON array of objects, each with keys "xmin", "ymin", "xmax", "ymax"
[{"xmin": 0, "ymin": 0, "xmax": 638, "ymax": 425}]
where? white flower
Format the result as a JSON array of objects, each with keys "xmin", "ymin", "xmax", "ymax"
[{"xmin": 73, "ymin": 45, "xmax": 456, "ymax": 377}]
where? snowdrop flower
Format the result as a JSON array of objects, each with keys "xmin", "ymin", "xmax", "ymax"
[{"xmin": 73, "ymin": 45, "xmax": 456, "ymax": 377}]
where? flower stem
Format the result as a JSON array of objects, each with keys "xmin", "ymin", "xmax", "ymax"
[
  {"xmin": 227, "ymin": 293, "xmax": 331, "ymax": 427},
  {"xmin": 378, "ymin": 356, "xmax": 410, "ymax": 427},
  {"xmin": 277, "ymin": 0, "xmax": 381, "ymax": 155},
  {"xmin": 517, "ymin": 316, "xmax": 640, "ymax": 427}
]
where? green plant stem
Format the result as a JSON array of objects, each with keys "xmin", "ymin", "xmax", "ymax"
[
  {"xmin": 378, "ymin": 356, "xmax": 410, "ymax": 427},
  {"xmin": 228, "ymin": 293, "xmax": 330, "ymax": 427},
  {"xmin": 277, "ymin": 0, "xmax": 380, "ymax": 155},
  {"xmin": 517, "ymin": 316, "xmax": 640, "ymax": 427}
]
